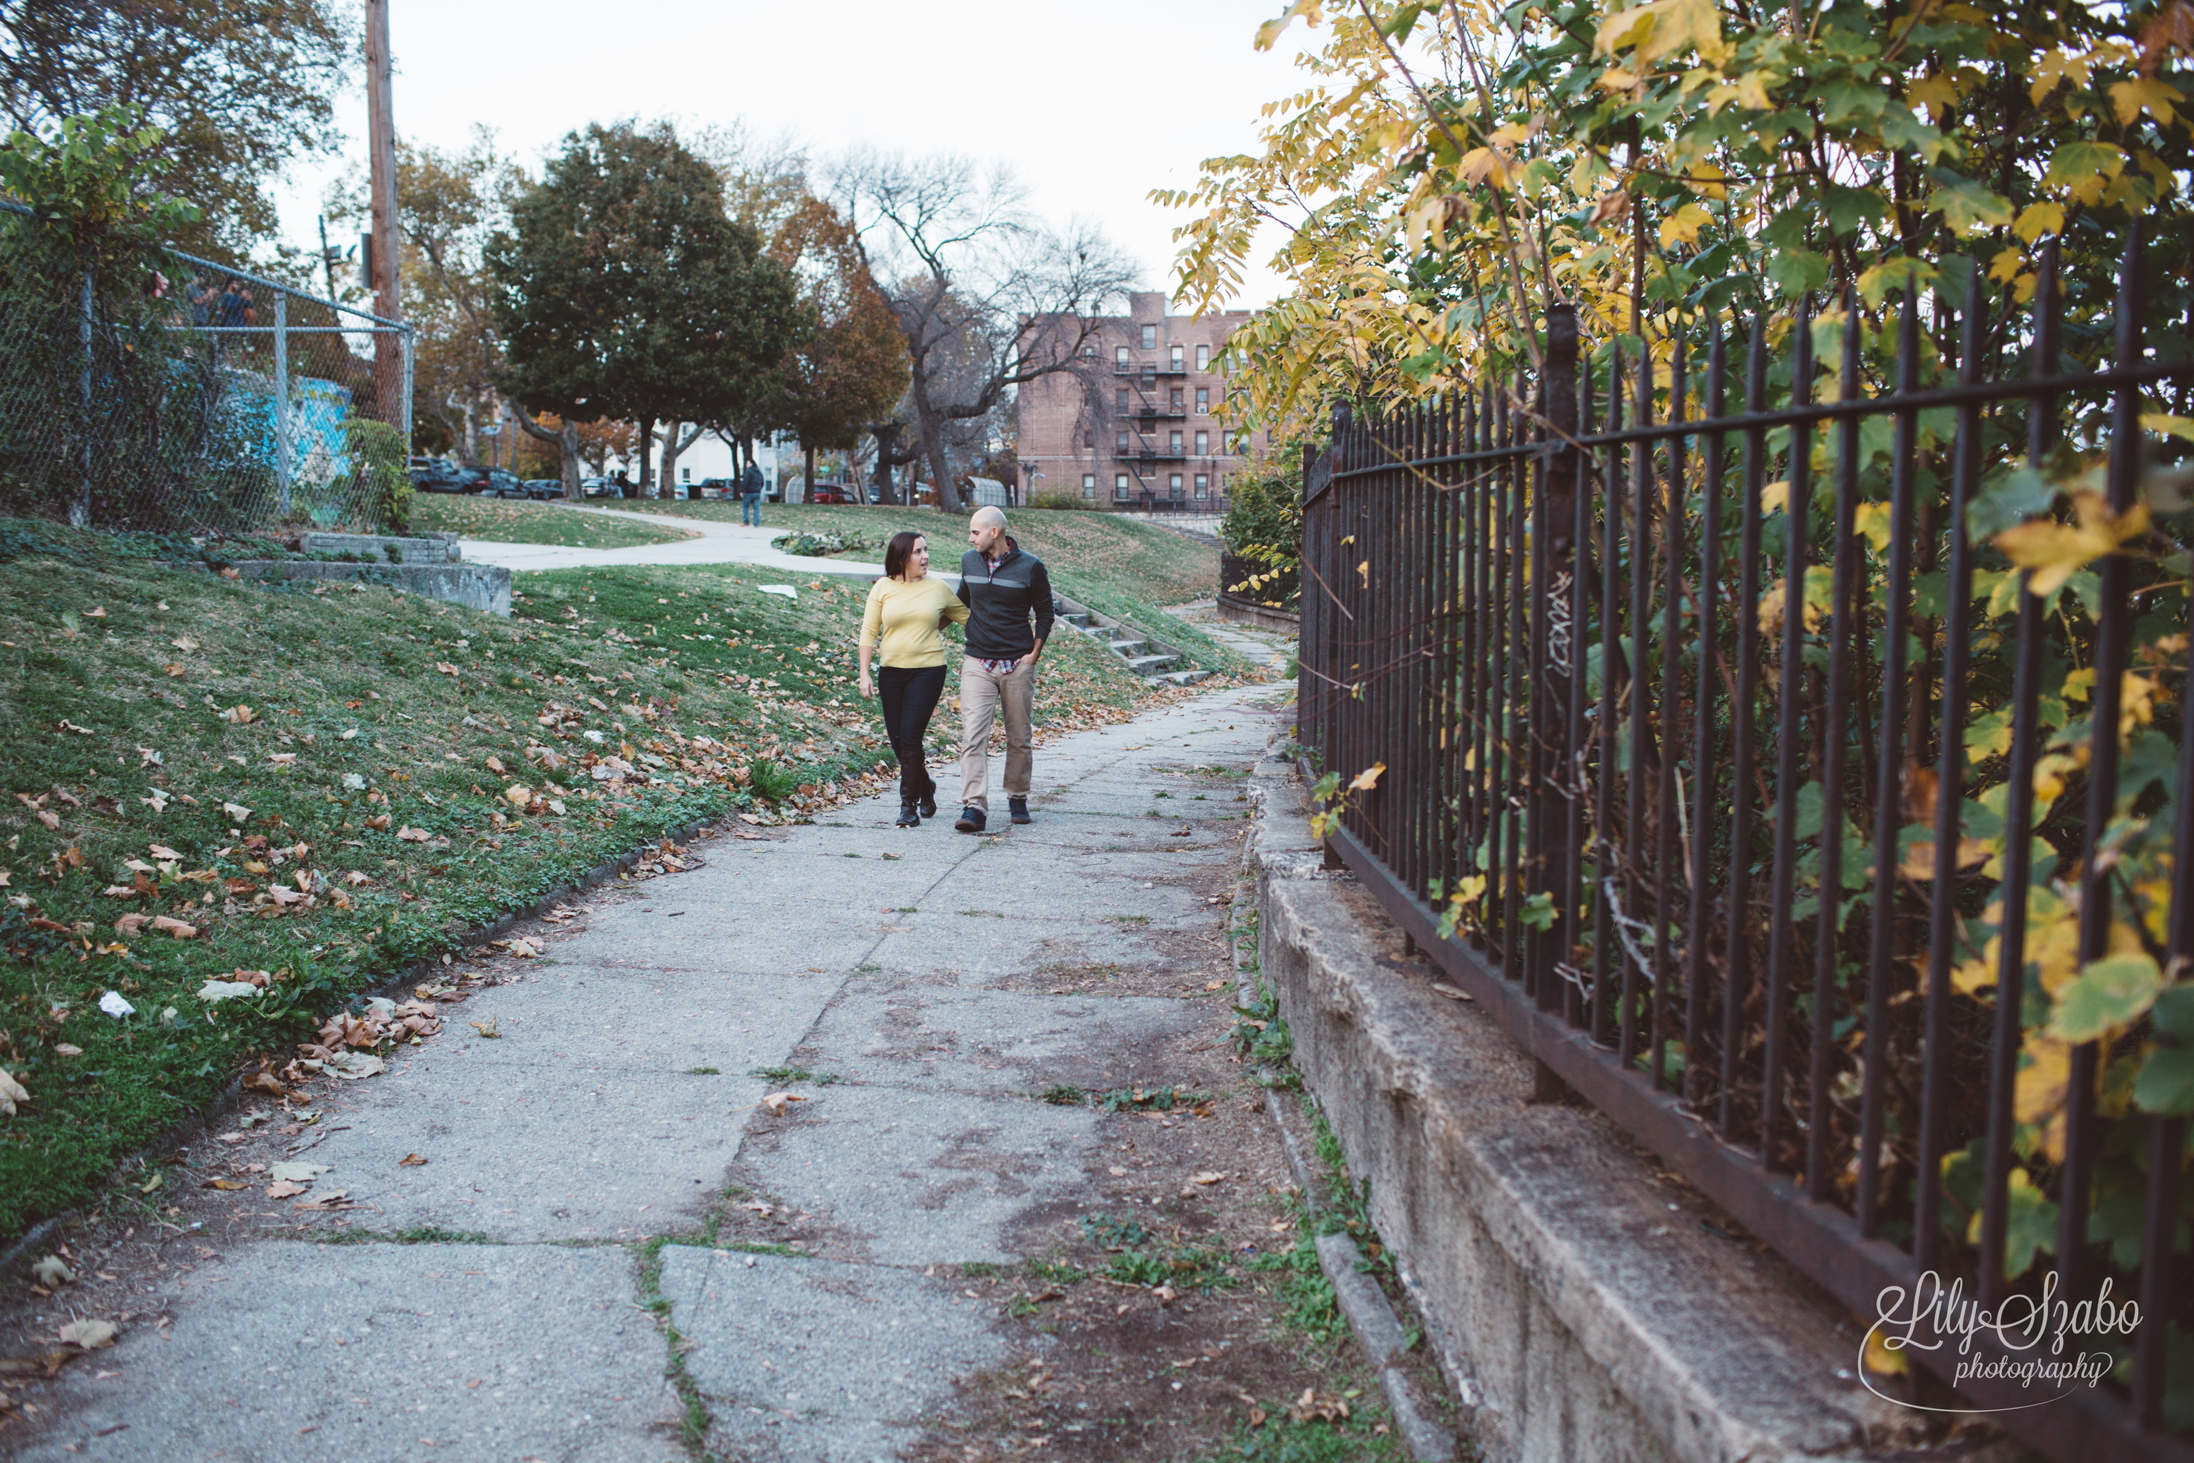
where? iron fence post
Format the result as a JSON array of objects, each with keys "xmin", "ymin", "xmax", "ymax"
[{"xmin": 1539, "ymin": 306, "xmax": 1581, "ymax": 1017}]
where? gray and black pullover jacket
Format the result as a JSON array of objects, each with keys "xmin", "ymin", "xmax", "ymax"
[{"xmin": 956, "ymin": 537, "xmax": 1055, "ymax": 660}]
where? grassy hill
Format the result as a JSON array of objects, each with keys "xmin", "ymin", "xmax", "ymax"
[
  {"xmin": 591, "ymin": 501, "xmax": 1243, "ymax": 671},
  {"xmin": 404, "ymin": 494, "xmax": 700, "ymax": 548},
  {"xmin": 0, "ymin": 521, "xmax": 1205, "ymax": 1245}
]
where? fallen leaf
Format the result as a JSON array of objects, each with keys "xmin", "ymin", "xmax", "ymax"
[
  {"xmin": 201, "ymin": 1178, "xmax": 247, "ymax": 1191},
  {"xmin": 264, "ymin": 1181, "xmax": 306, "ymax": 1199},
  {"xmin": 52, "ymin": 1043, "xmax": 81, "ymax": 1057},
  {"xmin": 149, "ymin": 915, "xmax": 198, "ymax": 939},
  {"xmin": 222, "ymin": 705, "xmax": 255, "ymax": 724},
  {"xmin": 485, "ymin": 756, "xmax": 506, "ymax": 774},
  {"xmin": 148, "ymin": 843, "xmax": 184, "ymax": 861},
  {"xmin": 468, "ymin": 1019, "xmax": 501, "ymax": 1039},
  {"xmin": 761, "ymin": 1092, "xmax": 807, "ymax": 1116},
  {"xmin": 396, "ymin": 826, "xmax": 431, "ymax": 842},
  {"xmin": 503, "ymin": 783, "xmax": 532, "ymax": 808},
  {"xmin": 507, "ymin": 937, "xmax": 541, "ymax": 958},
  {"xmin": 196, "ymin": 979, "xmax": 261, "ymax": 1003},
  {"xmin": 222, "ymin": 801, "xmax": 251, "ymax": 823},
  {"xmin": 243, "ymin": 1072, "xmax": 286, "ymax": 1096},
  {"xmin": 35, "ymin": 809, "xmax": 59, "ymax": 830},
  {"xmin": 57, "ymin": 1320, "xmax": 115, "ymax": 1350},
  {"xmin": 295, "ymin": 1189, "xmax": 351, "ymax": 1209},
  {"xmin": 30, "ymin": 1257, "xmax": 70, "ymax": 1288},
  {"xmin": 269, "ymin": 1161, "xmax": 329, "ymax": 1184},
  {"xmin": 171, "ymin": 636, "xmax": 199, "ymax": 652},
  {"xmin": 399, "ymin": 1153, "xmax": 428, "ymax": 1167},
  {"xmin": 320, "ymin": 1052, "xmax": 385, "ymax": 1079},
  {"xmin": 1191, "ymin": 1171, "xmax": 1227, "ymax": 1186}
]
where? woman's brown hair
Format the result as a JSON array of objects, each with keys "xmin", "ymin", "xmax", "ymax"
[{"xmin": 884, "ymin": 530, "xmax": 925, "ymax": 580}]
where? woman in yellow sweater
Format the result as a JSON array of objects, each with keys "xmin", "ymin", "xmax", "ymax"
[{"xmin": 859, "ymin": 531, "xmax": 970, "ymax": 827}]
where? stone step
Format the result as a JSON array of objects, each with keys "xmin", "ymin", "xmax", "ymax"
[
  {"xmin": 1160, "ymin": 669, "xmax": 1212, "ymax": 686},
  {"xmin": 1062, "ymin": 612, "xmax": 1092, "ymax": 628},
  {"xmin": 1108, "ymin": 640, "xmax": 1149, "ymax": 658},
  {"xmin": 1125, "ymin": 653, "xmax": 1180, "ymax": 674}
]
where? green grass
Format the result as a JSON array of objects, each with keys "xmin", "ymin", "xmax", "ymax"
[
  {"xmin": 405, "ymin": 495, "xmax": 701, "ymax": 549},
  {"xmin": 0, "ymin": 540, "xmax": 1169, "ymax": 1246},
  {"xmin": 589, "ymin": 499, "xmax": 1259, "ymax": 677}
]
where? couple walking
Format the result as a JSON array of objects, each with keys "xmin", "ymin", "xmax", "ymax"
[{"xmin": 856, "ymin": 506, "xmax": 1053, "ymax": 834}]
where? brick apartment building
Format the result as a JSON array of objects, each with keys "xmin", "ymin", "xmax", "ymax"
[{"xmin": 1016, "ymin": 291, "xmax": 1266, "ymax": 511}]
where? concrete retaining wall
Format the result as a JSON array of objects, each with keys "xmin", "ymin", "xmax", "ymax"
[
  {"xmin": 229, "ymin": 559, "xmax": 512, "ymax": 616},
  {"xmin": 1247, "ymin": 754, "xmax": 2027, "ymax": 1463}
]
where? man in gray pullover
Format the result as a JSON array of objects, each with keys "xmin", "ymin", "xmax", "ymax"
[{"xmin": 953, "ymin": 506, "xmax": 1053, "ymax": 832}]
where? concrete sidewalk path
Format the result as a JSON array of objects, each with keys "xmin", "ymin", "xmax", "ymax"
[
  {"xmin": 7, "ymin": 682, "xmax": 1290, "ymax": 1463},
  {"xmin": 456, "ymin": 505, "xmax": 912, "ymax": 580}
]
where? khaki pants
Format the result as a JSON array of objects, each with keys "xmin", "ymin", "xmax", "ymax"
[{"xmin": 958, "ymin": 656, "xmax": 1034, "ymax": 811}]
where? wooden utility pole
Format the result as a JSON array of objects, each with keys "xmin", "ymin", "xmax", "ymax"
[{"xmin": 364, "ymin": 0, "xmax": 404, "ymax": 428}]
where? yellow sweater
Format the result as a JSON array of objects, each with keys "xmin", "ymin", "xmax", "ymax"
[{"xmin": 859, "ymin": 574, "xmax": 969, "ymax": 668}]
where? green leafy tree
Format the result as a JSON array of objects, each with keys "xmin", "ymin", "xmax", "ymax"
[
  {"xmin": 0, "ymin": 0, "xmax": 348, "ymax": 257},
  {"xmin": 486, "ymin": 121, "xmax": 810, "ymax": 497}
]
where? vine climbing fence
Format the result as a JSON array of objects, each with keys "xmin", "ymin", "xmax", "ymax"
[
  {"xmin": 0, "ymin": 197, "xmax": 412, "ymax": 537},
  {"xmin": 1298, "ymin": 236, "xmax": 2193, "ymax": 1461}
]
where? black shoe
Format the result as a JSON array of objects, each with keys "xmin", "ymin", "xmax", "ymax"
[
  {"xmin": 954, "ymin": 805, "xmax": 986, "ymax": 834},
  {"xmin": 919, "ymin": 790, "xmax": 938, "ymax": 820},
  {"xmin": 896, "ymin": 802, "xmax": 920, "ymax": 828},
  {"xmin": 1009, "ymin": 797, "xmax": 1031, "ymax": 825}
]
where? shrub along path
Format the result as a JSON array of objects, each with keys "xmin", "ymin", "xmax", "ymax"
[{"xmin": 0, "ymin": 676, "xmax": 1423, "ymax": 1462}]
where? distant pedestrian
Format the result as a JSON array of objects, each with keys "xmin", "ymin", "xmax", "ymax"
[
  {"xmin": 953, "ymin": 506, "xmax": 1052, "ymax": 833},
  {"xmin": 613, "ymin": 470, "xmax": 634, "ymax": 498},
  {"xmin": 859, "ymin": 531, "xmax": 968, "ymax": 828},
  {"xmin": 739, "ymin": 460, "xmax": 765, "ymax": 526}
]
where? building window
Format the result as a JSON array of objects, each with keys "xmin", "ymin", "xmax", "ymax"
[
  {"xmin": 681, "ymin": 467, "xmax": 691, "ymax": 482},
  {"xmin": 1169, "ymin": 344, "xmax": 1184, "ymax": 370},
  {"xmin": 1169, "ymin": 388, "xmax": 1184, "ymax": 411},
  {"xmin": 1195, "ymin": 430, "xmax": 1209, "ymax": 456},
  {"xmin": 1168, "ymin": 473, "xmax": 1184, "ymax": 499},
  {"xmin": 1116, "ymin": 387, "xmax": 1129, "ymax": 411},
  {"xmin": 1114, "ymin": 473, "xmax": 1129, "ymax": 501},
  {"xmin": 1196, "ymin": 343, "xmax": 1210, "ymax": 370},
  {"xmin": 1116, "ymin": 430, "xmax": 1130, "ymax": 453},
  {"xmin": 1083, "ymin": 433, "xmax": 1094, "ymax": 448},
  {"xmin": 1169, "ymin": 430, "xmax": 1183, "ymax": 453},
  {"xmin": 1115, "ymin": 345, "xmax": 1129, "ymax": 367},
  {"xmin": 1196, "ymin": 387, "xmax": 1209, "ymax": 414},
  {"xmin": 1140, "ymin": 323, "xmax": 1157, "ymax": 350},
  {"xmin": 1082, "ymin": 473, "xmax": 1097, "ymax": 498},
  {"xmin": 1194, "ymin": 473, "xmax": 1209, "ymax": 498}
]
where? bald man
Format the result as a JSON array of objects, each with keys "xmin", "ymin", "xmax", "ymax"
[{"xmin": 952, "ymin": 506, "xmax": 1054, "ymax": 832}]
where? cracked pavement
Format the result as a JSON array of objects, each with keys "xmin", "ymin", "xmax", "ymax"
[{"xmin": 5, "ymin": 680, "xmax": 1288, "ymax": 1462}]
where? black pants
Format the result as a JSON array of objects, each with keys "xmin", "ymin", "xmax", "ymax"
[{"xmin": 877, "ymin": 664, "xmax": 947, "ymax": 803}]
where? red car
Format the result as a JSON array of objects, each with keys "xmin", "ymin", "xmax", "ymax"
[{"xmin": 807, "ymin": 483, "xmax": 862, "ymax": 504}]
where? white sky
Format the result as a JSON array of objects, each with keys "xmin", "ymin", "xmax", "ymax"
[{"xmin": 273, "ymin": 0, "xmax": 1320, "ymax": 313}]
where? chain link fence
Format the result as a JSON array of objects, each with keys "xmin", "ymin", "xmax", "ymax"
[{"xmin": 0, "ymin": 198, "xmax": 412, "ymax": 537}]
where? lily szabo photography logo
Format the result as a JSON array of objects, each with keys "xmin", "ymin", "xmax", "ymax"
[{"xmin": 1861, "ymin": 1270, "xmax": 2142, "ymax": 1412}]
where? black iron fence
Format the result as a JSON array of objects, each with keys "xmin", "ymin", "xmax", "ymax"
[
  {"xmin": 0, "ymin": 198, "xmax": 412, "ymax": 536},
  {"xmin": 1220, "ymin": 548, "xmax": 1295, "ymax": 612},
  {"xmin": 1299, "ymin": 238, "xmax": 2193, "ymax": 1460}
]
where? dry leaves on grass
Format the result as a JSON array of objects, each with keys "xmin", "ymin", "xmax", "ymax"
[{"xmin": 0, "ymin": 1069, "xmax": 26, "ymax": 1117}]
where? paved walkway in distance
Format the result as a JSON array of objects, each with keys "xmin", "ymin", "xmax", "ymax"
[
  {"xmin": 455, "ymin": 505, "xmax": 900, "ymax": 578},
  {"xmin": 9, "ymin": 681, "xmax": 1291, "ymax": 1463}
]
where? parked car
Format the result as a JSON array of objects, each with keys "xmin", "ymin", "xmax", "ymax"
[
  {"xmin": 579, "ymin": 476, "xmax": 616, "ymax": 498},
  {"xmin": 410, "ymin": 463, "xmax": 469, "ymax": 494},
  {"xmin": 472, "ymin": 467, "xmax": 526, "ymax": 498},
  {"xmin": 692, "ymin": 477, "xmax": 738, "ymax": 500},
  {"xmin": 521, "ymin": 478, "xmax": 564, "ymax": 500},
  {"xmin": 807, "ymin": 482, "xmax": 859, "ymax": 504}
]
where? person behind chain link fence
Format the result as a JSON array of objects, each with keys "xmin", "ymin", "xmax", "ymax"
[
  {"xmin": 952, "ymin": 505, "xmax": 1052, "ymax": 834},
  {"xmin": 859, "ymin": 531, "xmax": 968, "ymax": 827}
]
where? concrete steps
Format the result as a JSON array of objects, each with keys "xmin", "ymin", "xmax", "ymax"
[{"xmin": 1056, "ymin": 601, "xmax": 1211, "ymax": 686}]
